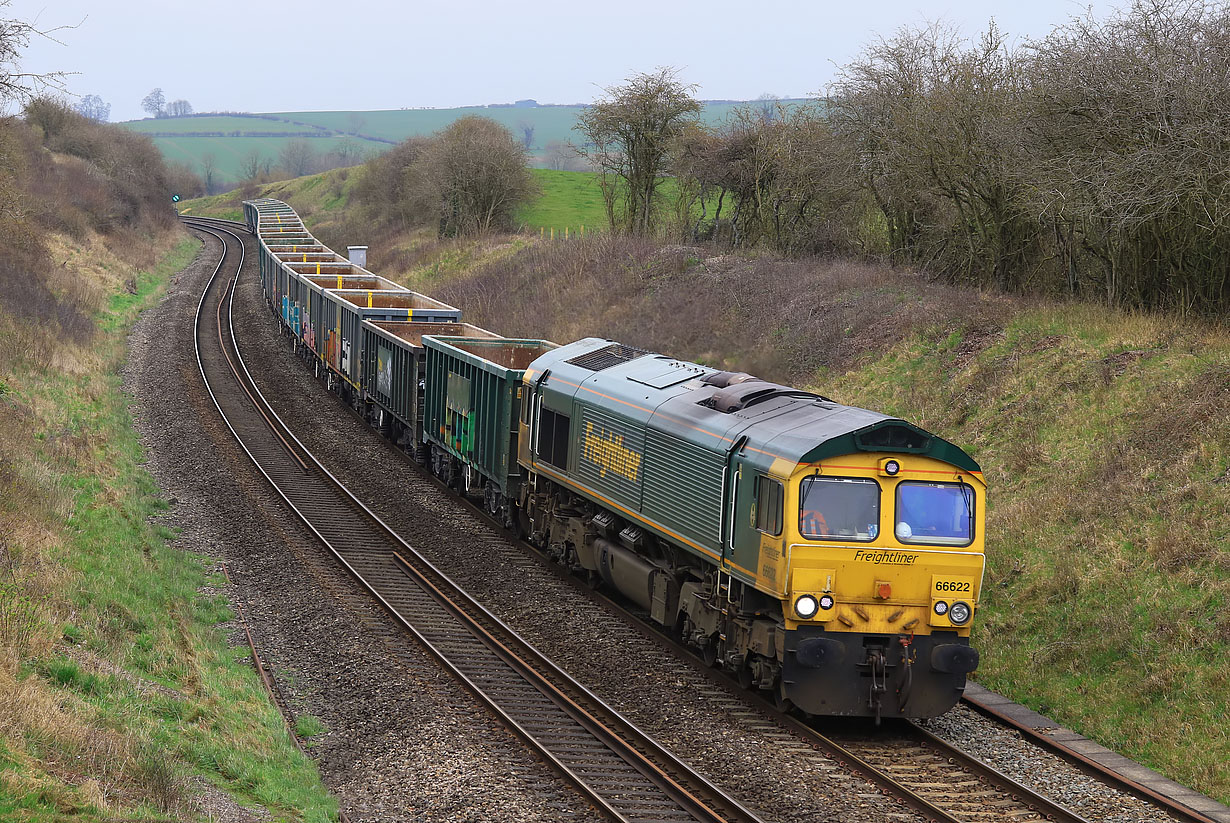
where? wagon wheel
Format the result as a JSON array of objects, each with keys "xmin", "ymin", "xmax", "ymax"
[
  {"xmin": 736, "ymin": 658, "xmax": 755, "ymax": 690},
  {"xmin": 701, "ymin": 637, "xmax": 719, "ymax": 668}
]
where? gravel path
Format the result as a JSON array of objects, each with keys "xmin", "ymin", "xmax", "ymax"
[{"xmin": 123, "ymin": 230, "xmax": 598, "ymax": 823}]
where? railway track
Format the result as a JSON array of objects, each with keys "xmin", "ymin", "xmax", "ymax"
[
  {"xmin": 185, "ymin": 214, "xmax": 1201, "ymax": 823},
  {"xmin": 184, "ymin": 216, "xmax": 766, "ymax": 823}
]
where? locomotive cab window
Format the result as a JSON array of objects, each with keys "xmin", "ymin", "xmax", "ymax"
[
  {"xmin": 799, "ymin": 476, "xmax": 879, "ymax": 541},
  {"xmin": 754, "ymin": 475, "xmax": 783, "ymax": 536},
  {"xmin": 537, "ymin": 406, "xmax": 571, "ymax": 470},
  {"xmin": 894, "ymin": 481, "xmax": 974, "ymax": 546}
]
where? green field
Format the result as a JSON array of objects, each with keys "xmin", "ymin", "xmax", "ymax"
[
  {"xmin": 151, "ymin": 134, "xmax": 383, "ymax": 186},
  {"xmin": 122, "ymin": 114, "xmax": 334, "ymax": 135},
  {"xmin": 516, "ymin": 169, "xmax": 607, "ymax": 232},
  {"xmin": 125, "ymin": 100, "xmax": 806, "ymax": 187}
]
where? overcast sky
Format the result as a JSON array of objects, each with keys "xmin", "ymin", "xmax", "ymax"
[{"xmin": 8, "ymin": 0, "xmax": 1121, "ymax": 122}]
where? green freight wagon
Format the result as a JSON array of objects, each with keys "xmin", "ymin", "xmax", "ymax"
[
  {"xmin": 421, "ymin": 335, "xmax": 557, "ymax": 523},
  {"xmin": 361, "ymin": 320, "xmax": 499, "ymax": 453}
]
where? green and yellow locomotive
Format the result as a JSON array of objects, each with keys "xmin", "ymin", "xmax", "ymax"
[{"xmin": 423, "ymin": 337, "xmax": 984, "ymax": 720}]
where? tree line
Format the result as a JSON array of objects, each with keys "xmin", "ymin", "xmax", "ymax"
[{"xmin": 583, "ymin": 1, "xmax": 1230, "ymax": 315}]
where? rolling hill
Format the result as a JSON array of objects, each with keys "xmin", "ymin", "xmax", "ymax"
[{"xmin": 121, "ymin": 100, "xmax": 804, "ymax": 187}]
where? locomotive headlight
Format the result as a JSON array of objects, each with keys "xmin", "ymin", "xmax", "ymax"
[
  {"xmin": 795, "ymin": 595, "xmax": 820, "ymax": 619},
  {"xmin": 948, "ymin": 601, "xmax": 972, "ymax": 625},
  {"xmin": 879, "ymin": 458, "xmax": 901, "ymax": 477},
  {"xmin": 818, "ymin": 594, "xmax": 835, "ymax": 611},
  {"xmin": 933, "ymin": 600, "xmax": 949, "ymax": 616}
]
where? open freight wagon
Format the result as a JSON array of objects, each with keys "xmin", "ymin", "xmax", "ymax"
[
  {"xmin": 362, "ymin": 321, "xmax": 500, "ymax": 452},
  {"xmin": 318, "ymin": 290, "xmax": 462, "ymax": 389},
  {"xmin": 421, "ymin": 335, "xmax": 557, "ymax": 519},
  {"xmin": 294, "ymin": 271, "xmax": 406, "ymax": 353}
]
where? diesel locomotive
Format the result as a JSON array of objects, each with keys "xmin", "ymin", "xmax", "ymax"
[{"xmin": 242, "ymin": 198, "xmax": 985, "ymax": 720}]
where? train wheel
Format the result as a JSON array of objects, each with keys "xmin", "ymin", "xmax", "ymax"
[
  {"xmin": 774, "ymin": 680, "xmax": 794, "ymax": 713},
  {"xmin": 701, "ymin": 638, "xmax": 719, "ymax": 668},
  {"xmin": 737, "ymin": 661, "xmax": 755, "ymax": 690}
]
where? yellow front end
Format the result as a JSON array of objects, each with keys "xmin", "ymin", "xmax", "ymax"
[
  {"xmin": 773, "ymin": 452, "xmax": 985, "ymax": 633},
  {"xmin": 766, "ymin": 452, "xmax": 986, "ymax": 717}
]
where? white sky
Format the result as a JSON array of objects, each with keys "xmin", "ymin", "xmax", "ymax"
[{"xmin": 7, "ymin": 0, "xmax": 1121, "ymax": 121}]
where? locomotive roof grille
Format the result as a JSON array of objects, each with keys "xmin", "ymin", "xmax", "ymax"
[{"xmin": 565, "ymin": 342, "xmax": 650, "ymax": 372}]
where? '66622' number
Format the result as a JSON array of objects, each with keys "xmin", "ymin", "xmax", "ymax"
[{"xmin": 934, "ymin": 580, "xmax": 971, "ymax": 593}]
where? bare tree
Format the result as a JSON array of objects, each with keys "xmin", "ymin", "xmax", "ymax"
[
  {"xmin": 73, "ymin": 93, "xmax": 109, "ymax": 122},
  {"xmin": 165, "ymin": 98, "xmax": 193, "ymax": 117},
  {"xmin": 200, "ymin": 152, "xmax": 217, "ymax": 194},
  {"xmin": 0, "ymin": 3, "xmax": 71, "ymax": 105},
  {"xmin": 334, "ymin": 136, "xmax": 361, "ymax": 167},
  {"xmin": 279, "ymin": 139, "xmax": 315, "ymax": 177},
  {"xmin": 574, "ymin": 67, "xmax": 701, "ymax": 234},
  {"xmin": 141, "ymin": 87, "xmax": 165, "ymax": 119},
  {"xmin": 408, "ymin": 116, "xmax": 537, "ymax": 235},
  {"xmin": 347, "ymin": 113, "xmax": 366, "ymax": 135},
  {"xmin": 516, "ymin": 119, "xmax": 535, "ymax": 150},
  {"xmin": 755, "ymin": 93, "xmax": 781, "ymax": 122},
  {"xmin": 239, "ymin": 149, "xmax": 265, "ymax": 182},
  {"xmin": 543, "ymin": 140, "xmax": 573, "ymax": 171}
]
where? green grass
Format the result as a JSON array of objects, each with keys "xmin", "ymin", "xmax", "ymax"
[
  {"xmin": 294, "ymin": 715, "xmax": 328, "ymax": 743},
  {"xmin": 178, "ymin": 165, "xmax": 358, "ymax": 222},
  {"xmin": 123, "ymin": 115, "xmax": 322, "ymax": 135},
  {"xmin": 516, "ymin": 169, "xmax": 718, "ymax": 234},
  {"xmin": 517, "ymin": 169, "xmax": 607, "ymax": 233},
  {"xmin": 2, "ymin": 235, "xmax": 338, "ymax": 820}
]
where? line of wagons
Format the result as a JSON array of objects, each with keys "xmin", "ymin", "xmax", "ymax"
[{"xmin": 244, "ymin": 197, "xmax": 554, "ymax": 520}]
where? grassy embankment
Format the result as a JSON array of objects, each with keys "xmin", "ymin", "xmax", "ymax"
[
  {"xmin": 0, "ymin": 229, "xmax": 337, "ymax": 821},
  {"xmin": 185, "ymin": 165, "xmax": 1230, "ymax": 801}
]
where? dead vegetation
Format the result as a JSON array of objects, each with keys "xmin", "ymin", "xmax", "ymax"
[{"xmin": 424, "ymin": 233, "xmax": 1014, "ymax": 385}]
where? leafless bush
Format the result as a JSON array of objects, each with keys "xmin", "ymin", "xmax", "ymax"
[
  {"xmin": 352, "ymin": 118, "xmax": 536, "ymax": 237},
  {"xmin": 815, "ymin": 2, "xmax": 1230, "ymax": 313},
  {"xmin": 351, "ymin": 136, "xmax": 434, "ymax": 231},
  {"xmin": 21, "ymin": 97, "xmax": 177, "ymax": 233},
  {"xmin": 575, "ymin": 67, "xmax": 701, "ymax": 235},
  {"xmin": 674, "ymin": 103, "xmax": 872, "ymax": 254},
  {"xmin": 1025, "ymin": 0, "xmax": 1230, "ymax": 312},
  {"xmin": 829, "ymin": 21, "xmax": 1040, "ymax": 287}
]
